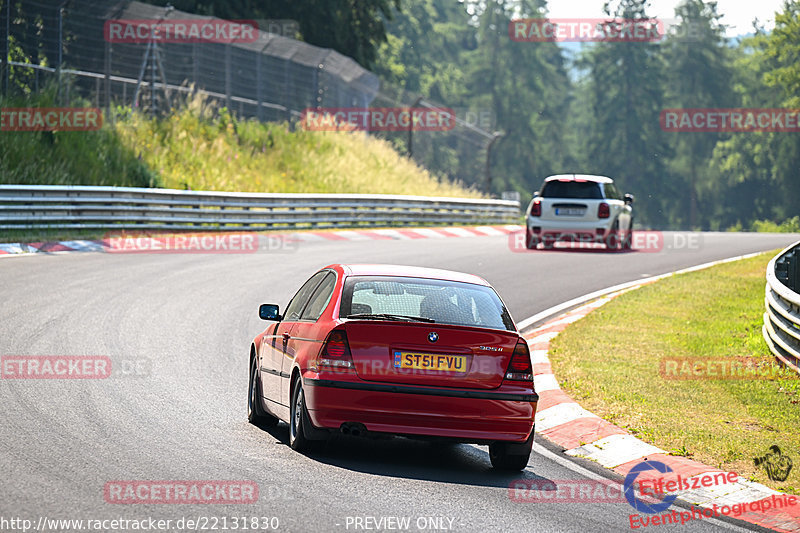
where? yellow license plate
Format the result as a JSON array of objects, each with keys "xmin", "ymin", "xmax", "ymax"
[{"xmin": 393, "ymin": 351, "xmax": 467, "ymax": 372}]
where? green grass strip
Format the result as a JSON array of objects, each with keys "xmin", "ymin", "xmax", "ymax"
[{"xmin": 549, "ymin": 252, "xmax": 800, "ymax": 494}]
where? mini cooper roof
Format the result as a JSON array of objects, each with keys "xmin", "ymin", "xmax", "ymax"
[{"xmin": 544, "ymin": 174, "xmax": 614, "ymax": 184}]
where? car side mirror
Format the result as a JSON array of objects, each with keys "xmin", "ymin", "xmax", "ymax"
[
  {"xmin": 624, "ymin": 193, "xmax": 634, "ymax": 204},
  {"xmin": 259, "ymin": 304, "xmax": 282, "ymax": 321}
]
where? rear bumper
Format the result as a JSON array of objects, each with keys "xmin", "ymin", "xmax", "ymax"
[
  {"xmin": 526, "ymin": 217, "xmax": 617, "ymax": 237},
  {"xmin": 302, "ymin": 377, "xmax": 537, "ymax": 443}
]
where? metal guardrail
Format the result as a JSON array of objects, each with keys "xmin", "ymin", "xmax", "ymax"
[
  {"xmin": 763, "ymin": 240, "xmax": 800, "ymax": 374},
  {"xmin": 0, "ymin": 185, "xmax": 520, "ymax": 231}
]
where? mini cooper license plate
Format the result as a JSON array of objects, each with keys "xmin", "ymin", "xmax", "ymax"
[
  {"xmin": 393, "ymin": 351, "xmax": 467, "ymax": 372},
  {"xmin": 555, "ymin": 207, "xmax": 584, "ymax": 216}
]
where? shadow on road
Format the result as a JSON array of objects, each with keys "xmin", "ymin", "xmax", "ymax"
[
  {"xmin": 252, "ymin": 421, "xmax": 550, "ymax": 489},
  {"xmin": 523, "ymin": 245, "xmax": 638, "ymax": 254}
]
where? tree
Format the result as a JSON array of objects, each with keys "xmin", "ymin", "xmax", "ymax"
[
  {"xmin": 372, "ymin": 0, "xmax": 473, "ymax": 100},
  {"xmin": 463, "ymin": 0, "xmax": 573, "ymax": 194},
  {"xmin": 711, "ymin": 1, "xmax": 800, "ymax": 227},
  {"xmin": 662, "ymin": 0, "xmax": 734, "ymax": 228},
  {"xmin": 576, "ymin": 0, "xmax": 671, "ymax": 227}
]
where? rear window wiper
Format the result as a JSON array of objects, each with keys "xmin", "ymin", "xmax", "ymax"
[{"xmin": 345, "ymin": 313, "xmax": 435, "ymax": 323}]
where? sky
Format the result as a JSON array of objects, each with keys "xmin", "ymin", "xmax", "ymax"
[{"xmin": 547, "ymin": 0, "xmax": 784, "ymax": 36}]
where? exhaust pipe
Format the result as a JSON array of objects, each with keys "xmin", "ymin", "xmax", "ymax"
[{"xmin": 340, "ymin": 422, "xmax": 368, "ymax": 437}]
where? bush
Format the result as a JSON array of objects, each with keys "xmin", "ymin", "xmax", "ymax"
[{"xmin": 751, "ymin": 216, "xmax": 800, "ymax": 233}]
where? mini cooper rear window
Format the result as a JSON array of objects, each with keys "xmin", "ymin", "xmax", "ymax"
[
  {"xmin": 541, "ymin": 180, "xmax": 604, "ymax": 199},
  {"xmin": 340, "ymin": 276, "xmax": 516, "ymax": 331}
]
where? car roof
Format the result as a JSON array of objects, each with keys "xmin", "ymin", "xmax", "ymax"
[
  {"xmin": 544, "ymin": 174, "xmax": 613, "ymax": 184},
  {"xmin": 330, "ymin": 264, "xmax": 491, "ymax": 286}
]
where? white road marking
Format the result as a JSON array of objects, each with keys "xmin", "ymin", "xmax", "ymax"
[
  {"xmin": 530, "ymin": 349, "xmax": 549, "ymax": 365},
  {"xmin": 408, "ymin": 228, "xmax": 448, "ymax": 239},
  {"xmin": 472, "ymin": 226, "xmax": 504, "ymax": 236},
  {"xmin": 533, "ymin": 373, "xmax": 560, "ymax": 392},
  {"xmin": 534, "ymin": 402, "xmax": 600, "ymax": 432},
  {"xmin": 441, "ymin": 227, "xmax": 475, "ymax": 237},
  {"xmin": 565, "ymin": 434, "xmax": 665, "ymax": 468}
]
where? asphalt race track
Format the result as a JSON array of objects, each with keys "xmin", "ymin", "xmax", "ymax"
[{"xmin": 1, "ymin": 231, "xmax": 797, "ymax": 533}]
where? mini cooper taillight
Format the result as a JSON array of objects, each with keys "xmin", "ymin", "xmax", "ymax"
[
  {"xmin": 598, "ymin": 202, "xmax": 610, "ymax": 219},
  {"xmin": 318, "ymin": 329, "xmax": 354, "ymax": 370},
  {"xmin": 530, "ymin": 200, "xmax": 542, "ymax": 217},
  {"xmin": 505, "ymin": 340, "xmax": 533, "ymax": 381}
]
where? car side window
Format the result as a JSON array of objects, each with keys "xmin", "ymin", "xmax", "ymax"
[
  {"xmin": 284, "ymin": 271, "xmax": 328, "ymax": 321},
  {"xmin": 300, "ymin": 272, "xmax": 337, "ymax": 321},
  {"xmin": 604, "ymin": 183, "xmax": 621, "ymax": 200}
]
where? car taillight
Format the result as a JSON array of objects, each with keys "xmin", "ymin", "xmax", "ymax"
[
  {"xmin": 505, "ymin": 340, "xmax": 533, "ymax": 381},
  {"xmin": 318, "ymin": 330, "xmax": 354, "ymax": 370},
  {"xmin": 598, "ymin": 202, "xmax": 610, "ymax": 219},
  {"xmin": 530, "ymin": 200, "xmax": 541, "ymax": 217}
]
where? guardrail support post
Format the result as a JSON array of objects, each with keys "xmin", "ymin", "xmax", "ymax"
[
  {"xmin": 105, "ymin": 38, "xmax": 111, "ymax": 121},
  {"xmin": 485, "ymin": 131, "xmax": 505, "ymax": 195},
  {"xmin": 225, "ymin": 43, "xmax": 232, "ymax": 112},
  {"xmin": 57, "ymin": 3, "xmax": 63, "ymax": 101},
  {"xmin": 407, "ymin": 97, "xmax": 423, "ymax": 158}
]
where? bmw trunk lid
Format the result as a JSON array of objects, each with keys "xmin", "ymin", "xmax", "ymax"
[{"xmin": 343, "ymin": 321, "xmax": 519, "ymax": 389}]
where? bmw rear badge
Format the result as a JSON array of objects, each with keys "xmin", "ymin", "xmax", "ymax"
[{"xmin": 428, "ymin": 332, "xmax": 439, "ymax": 343}]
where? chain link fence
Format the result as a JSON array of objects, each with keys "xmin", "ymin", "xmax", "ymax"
[{"xmin": 1, "ymin": 0, "xmax": 501, "ymax": 192}]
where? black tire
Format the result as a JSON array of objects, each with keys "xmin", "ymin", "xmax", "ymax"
[
  {"xmin": 622, "ymin": 218, "xmax": 634, "ymax": 250},
  {"xmin": 525, "ymin": 229, "xmax": 539, "ymax": 250},
  {"xmin": 542, "ymin": 236, "xmax": 555, "ymax": 250},
  {"xmin": 289, "ymin": 376, "xmax": 312, "ymax": 451},
  {"xmin": 489, "ymin": 432, "xmax": 533, "ymax": 471},
  {"xmin": 605, "ymin": 221, "xmax": 621, "ymax": 251},
  {"xmin": 248, "ymin": 356, "xmax": 278, "ymax": 427}
]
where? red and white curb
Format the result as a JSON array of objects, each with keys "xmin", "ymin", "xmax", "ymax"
[
  {"xmin": 525, "ymin": 282, "xmax": 800, "ymax": 532},
  {"xmin": 0, "ymin": 225, "xmax": 523, "ymax": 257}
]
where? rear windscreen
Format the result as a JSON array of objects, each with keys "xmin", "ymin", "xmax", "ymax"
[
  {"xmin": 541, "ymin": 181, "xmax": 603, "ymax": 199},
  {"xmin": 340, "ymin": 276, "xmax": 516, "ymax": 331}
]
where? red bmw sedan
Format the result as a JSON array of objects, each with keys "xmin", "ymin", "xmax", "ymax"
[{"xmin": 248, "ymin": 264, "xmax": 538, "ymax": 470}]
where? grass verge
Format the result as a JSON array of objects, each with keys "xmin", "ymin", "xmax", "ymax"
[
  {"xmin": 548, "ymin": 252, "xmax": 800, "ymax": 494},
  {"xmin": 1, "ymin": 87, "xmax": 480, "ymax": 197},
  {"xmin": 112, "ymin": 98, "xmax": 478, "ymax": 196}
]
